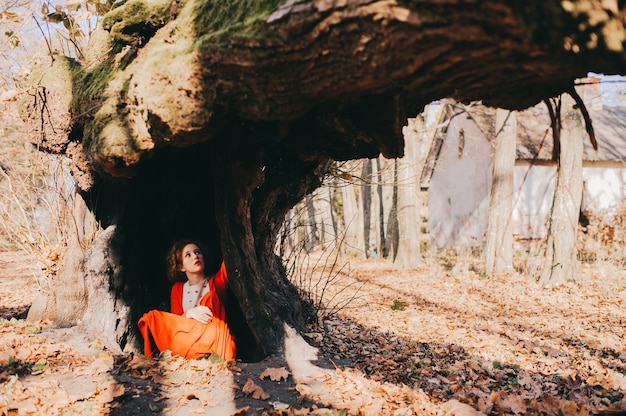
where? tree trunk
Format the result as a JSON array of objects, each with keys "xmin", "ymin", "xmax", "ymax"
[
  {"xmin": 539, "ymin": 94, "xmax": 583, "ymax": 286},
  {"xmin": 311, "ymin": 186, "xmax": 336, "ymax": 251},
  {"xmin": 209, "ymin": 131, "xmax": 331, "ymax": 356},
  {"xmin": 485, "ymin": 109, "xmax": 516, "ymax": 275},
  {"xmin": 394, "ymin": 118, "xmax": 423, "ymax": 269},
  {"xmin": 304, "ymin": 194, "xmax": 319, "ymax": 251},
  {"xmin": 27, "ymin": 194, "xmax": 131, "ymax": 350},
  {"xmin": 361, "ymin": 159, "xmax": 373, "ymax": 257},
  {"xmin": 340, "ymin": 161, "xmax": 366, "ymax": 258},
  {"xmin": 386, "ymin": 160, "xmax": 400, "ymax": 261},
  {"xmin": 375, "ymin": 158, "xmax": 389, "ymax": 258}
]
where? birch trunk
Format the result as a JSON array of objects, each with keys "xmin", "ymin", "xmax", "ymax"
[
  {"xmin": 394, "ymin": 118, "xmax": 424, "ymax": 268},
  {"xmin": 539, "ymin": 94, "xmax": 583, "ymax": 286},
  {"xmin": 361, "ymin": 159, "xmax": 373, "ymax": 257},
  {"xmin": 485, "ymin": 109, "xmax": 516, "ymax": 275},
  {"xmin": 341, "ymin": 161, "xmax": 365, "ymax": 257},
  {"xmin": 375, "ymin": 157, "xmax": 389, "ymax": 258}
]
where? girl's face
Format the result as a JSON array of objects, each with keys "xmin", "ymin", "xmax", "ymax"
[{"xmin": 179, "ymin": 244, "xmax": 205, "ymax": 275}]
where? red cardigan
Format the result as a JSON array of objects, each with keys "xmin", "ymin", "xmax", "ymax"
[{"xmin": 170, "ymin": 261, "xmax": 229, "ymax": 315}]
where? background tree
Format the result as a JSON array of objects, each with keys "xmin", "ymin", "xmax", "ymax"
[
  {"xmin": 17, "ymin": 0, "xmax": 626, "ymax": 357},
  {"xmin": 374, "ymin": 157, "xmax": 390, "ymax": 258},
  {"xmin": 485, "ymin": 109, "xmax": 516, "ymax": 275},
  {"xmin": 394, "ymin": 117, "xmax": 425, "ymax": 269},
  {"xmin": 539, "ymin": 93, "xmax": 584, "ymax": 286}
]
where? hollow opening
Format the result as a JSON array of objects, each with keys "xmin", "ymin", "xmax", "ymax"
[{"xmin": 88, "ymin": 141, "xmax": 258, "ymax": 361}]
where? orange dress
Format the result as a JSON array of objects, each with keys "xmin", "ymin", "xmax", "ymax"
[{"xmin": 138, "ymin": 262, "xmax": 236, "ymax": 360}]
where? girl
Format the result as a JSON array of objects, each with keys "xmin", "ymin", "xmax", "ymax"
[{"xmin": 138, "ymin": 239, "xmax": 236, "ymax": 360}]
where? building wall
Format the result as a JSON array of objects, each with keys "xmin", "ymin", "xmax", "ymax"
[
  {"xmin": 511, "ymin": 162, "xmax": 626, "ymax": 240},
  {"xmin": 512, "ymin": 163, "xmax": 556, "ymax": 239},
  {"xmin": 582, "ymin": 165, "xmax": 626, "ymax": 215},
  {"xmin": 428, "ymin": 113, "xmax": 493, "ymax": 248}
]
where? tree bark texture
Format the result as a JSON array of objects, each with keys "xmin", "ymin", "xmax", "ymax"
[
  {"xmin": 209, "ymin": 128, "xmax": 333, "ymax": 356},
  {"xmin": 539, "ymin": 94, "xmax": 584, "ymax": 286},
  {"xmin": 485, "ymin": 110, "xmax": 516, "ymax": 275},
  {"xmin": 340, "ymin": 161, "xmax": 366, "ymax": 257},
  {"xmin": 395, "ymin": 118, "xmax": 423, "ymax": 269},
  {"xmin": 361, "ymin": 160, "xmax": 373, "ymax": 257},
  {"xmin": 21, "ymin": 0, "xmax": 626, "ymax": 356},
  {"xmin": 375, "ymin": 158, "xmax": 389, "ymax": 258}
]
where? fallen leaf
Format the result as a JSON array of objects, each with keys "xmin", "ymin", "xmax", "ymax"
[
  {"xmin": 497, "ymin": 393, "xmax": 527, "ymax": 415},
  {"xmin": 230, "ymin": 406, "xmax": 250, "ymax": 415},
  {"xmin": 259, "ymin": 366, "xmax": 290, "ymax": 382},
  {"xmin": 440, "ymin": 399, "xmax": 485, "ymax": 415},
  {"xmin": 269, "ymin": 400, "xmax": 290, "ymax": 410},
  {"xmin": 190, "ymin": 405, "xmax": 206, "ymax": 414},
  {"xmin": 94, "ymin": 380, "xmax": 125, "ymax": 403},
  {"xmin": 242, "ymin": 378, "xmax": 270, "ymax": 400}
]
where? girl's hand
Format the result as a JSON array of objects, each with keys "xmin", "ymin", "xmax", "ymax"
[{"xmin": 185, "ymin": 306, "xmax": 213, "ymax": 324}]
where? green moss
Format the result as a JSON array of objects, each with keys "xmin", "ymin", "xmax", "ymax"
[
  {"xmin": 21, "ymin": 54, "xmax": 77, "ymax": 117},
  {"xmin": 71, "ymin": 56, "xmax": 115, "ymax": 113},
  {"xmin": 85, "ymin": 110, "xmax": 143, "ymax": 166},
  {"xmin": 83, "ymin": 110, "xmax": 114, "ymax": 155},
  {"xmin": 192, "ymin": 0, "xmax": 282, "ymax": 45},
  {"xmin": 102, "ymin": 0, "xmax": 172, "ymax": 45},
  {"xmin": 69, "ymin": 0, "xmax": 285, "ymax": 172}
]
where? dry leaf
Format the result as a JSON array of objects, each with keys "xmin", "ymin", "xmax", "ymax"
[
  {"xmin": 259, "ymin": 366, "xmax": 290, "ymax": 382},
  {"xmin": 190, "ymin": 405, "xmax": 206, "ymax": 414},
  {"xmin": 269, "ymin": 400, "xmax": 290, "ymax": 410},
  {"xmin": 242, "ymin": 378, "xmax": 270, "ymax": 400},
  {"xmin": 230, "ymin": 406, "xmax": 250, "ymax": 415},
  {"xmin": 92, "ymin": 380, "xmax": 125, "ymax": 405},
  {"xmin": 496, "ymin": 394, "xmax": 527, "ymax": 415},
  {"xmin": 440, "ymin": 399, "xmax": 485, "ymax": 415}
]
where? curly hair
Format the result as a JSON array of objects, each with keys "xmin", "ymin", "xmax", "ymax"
[{"xmin": 166, "ymin": 239, "xmax": 208, "ymax": 282}]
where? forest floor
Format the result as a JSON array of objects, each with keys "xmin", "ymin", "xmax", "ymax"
[{"xmin": 1, "ymin": 248, "xmax": 626, "ymax": 415}]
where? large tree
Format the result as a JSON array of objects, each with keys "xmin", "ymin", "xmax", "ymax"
[{"xmin": 20, "ymin": 0, "xmax": 626, "ymax": 358}]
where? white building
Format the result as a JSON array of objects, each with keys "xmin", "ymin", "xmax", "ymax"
[{"xmin": 423, "ymin": 78, "xmax": 626, "ymax": 248}]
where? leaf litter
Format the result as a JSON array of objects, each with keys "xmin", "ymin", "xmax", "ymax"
[{"xmin": 1, "ymin": 249, "xmax": 626, "ymax": 415}]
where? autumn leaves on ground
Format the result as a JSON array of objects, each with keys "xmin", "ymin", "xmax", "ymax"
[{"xmin": 1, "ymin": 249, "xmax": 626, "ymax": 415}]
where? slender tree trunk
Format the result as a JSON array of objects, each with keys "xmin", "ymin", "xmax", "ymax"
[
  {"xmin": 279, "ymin": 210, "xmax": 294, "ymax": 258},
  {"xmin": 376, "ymin": 158, "xmax": 388, "ymax": 258},
  {"xmin": 313, "ymin": 187, "xmax": 333, "ymax": 251},
  {"xmin": 386, "ymin": 160, "xmax": 400, "ymax": 261},
  {"xmin": 341, "ymin": 161, "xmax": 366, "ymax": 257},
  {"xmin": 328, "ymin": 185, "xmax": 339, "ymax": 248},
  {"xmin": 394, "ymin": 118, "xmax": 423, "ymax": 269},
  {"xmin": 485, "ymin": 109, "xmax": 516, "ymax": 275},
  {"xmin": 361, "ymin": 159, "xmax": 372, "ymax": 257},
  {"xmin": 539, "ymin": 94, "xmax": 583, "ymax": 286},
  {"xmin": 304, "ymin": 194, "xmax": 319, "ymax": 251}
]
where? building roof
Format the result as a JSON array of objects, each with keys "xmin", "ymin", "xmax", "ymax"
[
  {"xmin": 420, "ymin": 81, "xmax": 626, "ymax": 187},
  {"xmin": 515, "ymin": 102, "xmax": 626, "ymax": 162}
]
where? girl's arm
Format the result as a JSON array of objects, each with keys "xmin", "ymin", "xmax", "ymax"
[{"xmin": 211, "ymin": 262, "xmax": 229, "ymax": 298}]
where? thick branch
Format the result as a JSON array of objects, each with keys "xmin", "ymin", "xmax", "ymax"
[{"xmin": 24, "ymin": 0, "xmax": 626, "ymax": 181}]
